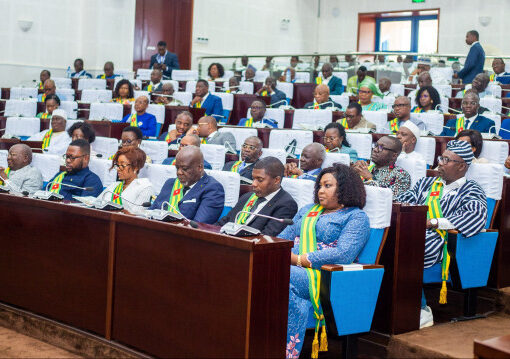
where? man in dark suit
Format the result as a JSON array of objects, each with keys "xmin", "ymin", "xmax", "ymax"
[
  {"xmin": 441, "ymin": 91, "xmax": 496, "ymax": 136},
  {"xmin": 150, "ymin": 146, "xmax": 224, "ymax": 224},
  {"xmin": 162, "ymin": 134, "xmax": 213, "ymax": 169},
  {"xmin": 149, "ymin": 40, "xmax": 180, "ymax": 79},
  {"xmin": 216, "ymin": 156, "xmax": 298, "ymax": 236},
  {"xmin": 455, "ymin": 30, "xmax": 485, "ymax": 84},
  {"xmin": 223, "ymin": 136, "xmax": 262, "ymax": 183},
  {"xmin": 190, "ymin": 80, "xmax": 224, "ymax": 118},
  {"xmin": 256, "ymin": 77, "xmax": 287, "ymax": 108},
  {"xmin": 142, "ymin": 69, "xmax": 163, "ymax": 92},
  {"xmin": 315, "ymin": 63, "xmax": 343, "ymax": 95},
  {"xmin": 304, "ymin": 84, "xmax": 342, "ymax": 110},
  {"xmin": 158, "ymin": 110, "xmax": 193, "ymax": 144}
]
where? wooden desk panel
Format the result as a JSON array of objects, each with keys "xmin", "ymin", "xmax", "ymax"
[
  {"xmin": 475, "ymin": 335, "xmax": 510, "ymax": 359},
  {"xmin": 291, "ymin": 83, "xmax": 315, "ymax": 109},
  {"xmin": 230, "ymin": 94, "xmax": 270, "ymax": 125},
  {"xmin": 490, "ymin": 176, "xmax": 510, "ymax": 288}
]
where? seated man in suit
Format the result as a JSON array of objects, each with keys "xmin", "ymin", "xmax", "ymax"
[
  {"xmin": 162, "ymin": 134, "xmax": 212, "ymax": 169},
  {"xmin": 47, "ymin": 139, "xmax": 103, "ymax": 201},
  {"xmin": 226, "ymin": 77, "xmax": 244, "ymax": 94},
  {"xmin": 151, "ymin": 146, "xmax": 224, "ymax": 224},
  {"xmin": 198, "ymin": 116, "xmax": 236, "ymax": 149},
  {"xmin": 158, "ymin": 111, "xmax": 193, "ymax": 144},
  {"xmin": 121, "ymin": 96, "xmax": 157, "ymax": 137},
  {"xmin": 37, "ymin": 70, "xmax": 50, "ymax": 90},
  {"xmin": 352, "ymin": 136, "xmax": 411, "ymax": 197},
  {"xmin": 441, "ymin": 91, "xmax": 496, "ymax": 136},
  {"xmin": 0, "ymin": 144, "xmax": 43, "ymax": 193},
  {"xmin": 28, "ymin": 109, "xmax": 71, "ymax": 155},
  {"xmin": 238, "ymin": 100, "xmax": 278, "ymax": 128},
  {"xmin": 315, "ymin": 62, "xmax": 343, "ymax": 95},
  {"xmin": 389, "ymin": 96, "xmax": 426, "ymax": 133},
  {"xmin": 143, "ymin": 69, "xmax": 163, "ymax": 92},
  {"xmin": 256, "ymin": 77, "xmax": 287, "ymax": 108},
  {"xmin": 71, "ymin": 58, "xmax": 92, "ymax": 78},
  {"xmin": 96, "ymin": 61, "xmax": 119, "ymax": 79},
  {"xmin": 37, "ymin": 79, "xmax": 56, "ymax": 102},
  {"xmin": 304, "ymin": 84, "xmax": 342, "ymax": 110},
  {"xmin": 491, "ymin": 58, "xmax": 510, "ymax": 85},
  {"xmin": 397, "ymin": 140, "xmax": 488, "ymax": 328},
  {"xmin": 190, "ymin": 80, "xmax": 224, "ymax": 119},
  {"xmin": 216, "ymin": 156, "xmax": 298, "ymax": 236},
  {"xmin": 336, "ymin": 102, "xmax": 376, "ymax": 130},
  {"xmin": 378, "ymin": 77, "xmax": 393, "ymax": 98},
  {"xmin": 153, "ymin": 83, "xmax": 183, "ymax": 106},
  {"xmin": 456, "ymin": 73, "xmax": 490, "ymax": 98},
  {"xmin": 149, "ymin": 40, "xmax": 180, "ymax": 79},
  {"xmin": 244, "ymin": 68, "xmax": 256, "ymax": 82},
  {"xmin": 396, "ymin": 121, "xmax": 425, "ymax": 162},
  {"xmin": 223, "ymin": 136, "xmax": 262, "ymax": 183},
  {"xmin": 284, "ymin": 143, "xmax": 325, "ymax": 181}
]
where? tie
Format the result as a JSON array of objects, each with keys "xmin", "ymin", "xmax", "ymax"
[
  {"xmin": 465, "ymin": 119, "xmax": 470, "ymax": 129},
  {"xmin": 182, "ymin": 186, "xmax": 191, "ymax": 197},
  {"xmin": 250, "ymin": 197, "xmax": 266, "ymax": 213}
]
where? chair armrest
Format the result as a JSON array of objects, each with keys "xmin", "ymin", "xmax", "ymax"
[
  {"xmin": 321, "ymin": 264, "xmax": 384, "ymax": 272},
  {"xmin": 447, "ymin": 229, "xmax": 459, "ymax": 234}
]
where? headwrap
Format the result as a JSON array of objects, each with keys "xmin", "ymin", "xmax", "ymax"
[
  {"xmin": 417, "ymin": 57, "xmax": 432, "ymax": 66},
  {"xmin": 358, "ymin": 78, "xmax": 383, "ymax": 98},
  {"xmin": 446, "ymin": 140, "xmax": 474, "ymax": 165},
  {"xmin": 401, "ymin": 120, "xmax": 420, "ymax": 140},
  {"xmin": 51, "ymin": 109, "xmax": 67, "ymax": 119}
]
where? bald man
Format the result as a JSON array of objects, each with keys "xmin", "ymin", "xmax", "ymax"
[
  {"xmin": 122, "ymin": 96, "xmax": 157, "ymax": 137},
  {"xmin": 491, "ymin": 58, "xmax": 510, "ymax": 84},
  {"xmin": 407, "ymin": 71, "xmax": 434, "ymax": 102},
  {"xmin": 304, "ymin": 84, "xmax": 342, "ymax": 110},
  {"xmin": 150, "ymin": 146, "xmax": 225, "ymax": 224},
  {"xmin": 96, "ymin": 61, "xmax": 119, "ymax": 79},
  {"xmin": 284, "ymin": 143, "xmax": 325, "ymax": 180},
  {"xmin": 143, "ymin": 69, "xmax": 163, "ymax": 92},
  {"xmin": 315, "ymin": 63, "xmax": 343, "ymax": 95},
  {"xmin": 38, "ymin": 79, "xmax": 56, "ymax": 102},
  {"xmin": 223, "ymin": 136, "xmax": 262, "ymax": 183},
  {"xmin": 0, "ymin": 144, "xmax": 43, "ymax": 193},
  {"xmin": 162, "ymin": 134, "xmax": 213, "ymax": 169},
  {"xmin": 198, "ymin": 116, "xmax": 237, "ymax": 148},
  {"xmin": 456, "ymin": 73, "xmax": 490, "ymax": 98}
]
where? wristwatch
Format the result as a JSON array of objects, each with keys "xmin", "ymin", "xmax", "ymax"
[{"xmin": 430, "ymin": 218, "xmax": 439, "ymax": 228}]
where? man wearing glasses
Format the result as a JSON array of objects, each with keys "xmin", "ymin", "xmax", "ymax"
[
  {"xmin": 197, "ymin": 116, "xmax": 236, "ymax": 148},
  {"xmin": 389, "ymin": 96, "xmax": 426, "ymax": 134},
  {"xmin": 162, "ymin": 135, "xmax": 212, "ymax": 169},
  {"xmin": 238, "ymin": 100, "xmax": 278, "ymax": 128},
  {"xmin": 46, "ymin": 139, "xmax": 103, "ymax": 201},
  {"xmin": 223, "ymin": 136, "xmax": 262, "ymax": 184},
  {"xmin": 352, "ymin": 136, "xmax": 411, "ymax": 197},
  {"xmin": 336, "ymin": 103, "xmax": 375, "ymax": 131},
  {"xmin": 396, "ymin": 140, "xmax": 487, "ymax": 329}
]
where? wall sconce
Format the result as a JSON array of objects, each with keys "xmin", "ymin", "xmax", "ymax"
[
  {"xmin": 479, "ymin": 16, "xmax": 491, "ymax": 27},
  {"xmin": 18, "ymin": 19, "xmax": 33, "ymax": 32}
]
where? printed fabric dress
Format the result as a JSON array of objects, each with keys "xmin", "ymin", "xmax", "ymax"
[{"xmin": 278, "ymin": 204, "xmax": 370, "ymax": 358}]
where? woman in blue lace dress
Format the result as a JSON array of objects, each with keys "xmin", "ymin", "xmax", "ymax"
[{"xmin": 278, "ymin": 164, "xmax": 370, "ymax": 358}]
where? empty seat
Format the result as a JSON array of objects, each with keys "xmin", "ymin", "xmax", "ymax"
[
  {"xmin": 346, "ymin": 133, "xmax": 373, "ymax": 160},
  {"xmin": 411, "ymin": 112, "xmax": 444, "ymax": 135},
  {"xmin": 4, "ymin": 100, "xmax": 37, "ymax": 117},
  {"xmin": 486, "ymin": 84, "xmax": 502, "ymax": 98},
  {"xmin": 276, "ymin": 81, "xmax": 294, "ymax": 100},
  {"xmin": 9, "ymin": 87, "xmax": 38, "ymax": 100},
  {"xmin": 91, "ymin": 136, "xmax": 119, "ymax": 159},
  {"xmin": 205, "ymin": 169, "xmax": 240, "ymax": 212},
  {"xmin": 218, "ymin": 127, "xmax": 257, "ymax": 151},
  {"xmin": 89, "ymin": 157, "xmax": 117, "ymax": 188},
  {"xmin": 140, "ymin": 140, "xmax": 169, "ymax": 164},
  {"xmin": 260, "ymin": 148, "xmax": 287, "ymax": 164},
  {"xmin": 430, "ymin": 67, "xmax": 453, "ymax": 84},
  {"xmin": 52, "ymin": 77, "xmax": 72, "ymax": 89},
  {"xmin": 89, "ymin": 103, "xmax": 124, "ymax": 121},
  {"xmin": 479, "ymin": 140, "xmax": 509, "ymax": 165},
  {"xmin": 414, "ymin": 136, "xmax": 436, "ymax": 166},
  {"xmin": 396, "ymin": 155, "xmax": 427, "ymax": 187},
  {"xmin": 390, "ymin": 84, "xmax": 405, "ymax": 96},
  {"xmin": 56, "ymin": 89, "xmax": 76, "ymax": 102},
  {"xmin": 269, "ymin": 129, "xmax": 313, "ymax": 155},
  {"xmin": 136, "ymin": 69, "xmax": 152, "ymax": 81},
  {"xmin": 363, "ymin": 111, "xmax": 389, "ymax": 133},
  {"xmin": 171, "ymin": 70, "xmax": 199, "ymax": 81},
  {"xmin": 295, "ymin": 72, "xmax": 311, "ymax": 83},
  {"xmin": 333, "ymin": 72, "xmax": 348, "ymax": 87},
  {"xmin": 32, "ymin": 153, "xmax": 61, "ymax": 182},
  {"xmin": 80, "ymin": 89, "xmax": 112, "ymax": 103},
  {"xmin": 480, "ymin": 97, "xmax": 502, "ymax": 115},
  {"xmin": 5, "ymin": 117, "xmax": 40, "ymax": 137},
  {"xmin": 201, "ymin": 144, "xmax": 225, "ymax": 170},
  {"xmin": 139, "ymin": 163, "xmax": 176, "ymax": 194},
  {"xmin": 330, "ymin": 94, "xmax": 350, "ymax": 109},
  {"xmin": 292, "ymin": 109, "xmax": 333, "ymax": 130},
  {"xmin": 215, "ymin": 92, "xmax": 234, "ymax": 111},
  {"xmin": 60, "ymin": 101, "xmax": 78, "ymax": 119},
  {"xmin": 78, "ymin": 79, "xmax": 107, "ymax": 90},
  {"xmin": 172, "ymin": 92, "xmax": 192, "ymax": 106},
  {"xmin": 434, "ymin": 84, "xmax": 453, "ymax": 98},
  {"xmin": 281, "ymin": 178, "xmax": 315, "ymax": 210},
  {"xmin": 322, "ymin": 152, "xmax": 350, "ymax": 167},
  {"xmin": 483, "ymin": 113, "xmax": 501, "ymax": 133}
]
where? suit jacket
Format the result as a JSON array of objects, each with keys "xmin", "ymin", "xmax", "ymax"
[
  {"xmin": 150, "ymin": 173, "xmax": 224, "ymax": 224},
  {"xmin": 143, "ymin": 82, "xmax": 163, "ymax": 92},
  {"xmin": 270, "ymin": 89, "xmax": 287, "ymax": 107},
  {"xmin": 440, "ymin": 114, "xmax": 496, "ymax": 136},
  {"xmin": 47, "ymin": 167, "xmax": 103, "ymax": 201},
  {"xmin": 207, "ymin": 131, "xmax": 237, "ymax": 149},
  {"xmin": 304, "ymin": 97, "xmax": 342, "ymax": 110},
  {"xmin": 199, "ymin": 93, "xmax": 224, "ymax": 118},
  {"xmin": 150, "ymin": 51, "xmax": 180, "ymax": 79},
  {"xmin": 327, "ymin": 76, "xmax": 344, "ymax": 95},
  {"xmin": 216, "ymin": 189, "xmax": 298, "ymax": 236},
  {"xmin": 458, "ymin": 42, "xmax": 485, "ymax": 84},
  {"xmin": 222, "ymin": 160, "xmax": 257, "ymax": 183}
]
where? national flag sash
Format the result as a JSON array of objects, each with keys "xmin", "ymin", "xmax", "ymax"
[
  {"xmin": 41, "ymin": 93, "xmax": 46, "ymax": 102},
  {"xmin": 244, "ymin": 118, "xmax": 253, "ymax": 127},
  {"xmin": 230, "ymin": 161, "xmax": 243, "ymax": 173},
  {"xmin": 236, "ymin": 193, "xmax": 258, "ymax": 224},
  {"xmin": 111, "ymin": 181, "xmax": 124, "ymax": 205},
  {"xmin": 194, "ymin": 101, "xmax": 202, "ymax": 109},
  {"xmin": 167, "ymin": 178, "xmax": 184, "ymax": 214},
  {"xmin": 490, "ymin": 74, "xmax": 495, "ymax": 82},
  {"xmin": 38, "ymin": 82, "xmax": 43, "ymax": 90},
  {"xmin": 339, "ymin": 117, "xmax": 349, "ymax": 129},
  {"xmin": 313, "ymin": 101, "xmax": 320, "ymax": 110},
  {"xmin": 49, "ymin": 171, "xmax": 66, "ymax": 194},
  {"xmin": 412, "ymin": 106, "xmax": 424, "ymax": 113},
  {"xmin": 41, "ymin": 112, "xmax": 49, "ymax": 119},
  {"xmin": 129, "ymin": 113, "xmax": 138, "ymax": 127},
  {"xmin": 200, "ymin": 137, "xmax": 207, "ymax": 144},
  {"xmin": 42, "ymin": 129, "xmax": 53, "ymax": 150},
  {"xmin": 0, "ymin": 167, "xmax": 10, "ymax": 186},
  {"xmin": 147, "ymin": 84, "xmax": 153, "ymax": 92},
  {"xmin": 455, "ymin": 117, "xmax": 465, "ymax": 134},
  {"xmin": 389, "ymin": 118, "xmax": 399, "ymax": 133},
  {"xmin": 261, "ymin": 90, "xmax": 268, "ymax": 97},
  {"xmin": 360, "ymin": 163, "xmax": 375, "ymax": 181},
  {"xmin": 315, "ymin": 77, "xmax": 322, "ymax": 85}
]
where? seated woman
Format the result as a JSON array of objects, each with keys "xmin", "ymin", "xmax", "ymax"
[
  {"xmin": 412, "ymin": 86, "xmax": 441, "ymax": 113},
  {"xmin": 278, "ymin": 164, "xmax": 370, "ymax": 358},
  {"xmin": 98, "ymin": 146, "xmax": 154, "ymax": 214},
  {"xmin": 323, "ymin": 122, "xmax": 358, "ymax": 162},
  {"xmin": 68, "ymin": 121, "xmax": 97, "ymax": 156},
  {"xmin": 115, "ymin": 126, "xmax": 152, "ymax": 163},
  {"xmin": 111, "ymin": 79, "xmax": 135, "ymax": 104},
  {"xmin": 455, "ymin": 129, "xmax": 489, "ymax": 163},
  {"xmin": 208, "ymin": 62, "xmax": 225, "ymax": 81},
  {"xmin": 36, "ymin": 94, "xmax": 60, "ymax": 119},
  {"xmin": 357, "ymin": 79, "xmax": 387, "ymax": 111}
]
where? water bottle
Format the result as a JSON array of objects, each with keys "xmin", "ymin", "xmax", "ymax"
[
  {"xmin": 66, "ymin": 66, "xmax": 72, "ymax": 78},
  {"xmin": 285, "ymin": 69, "xmax": 291, "ymax": 83}
]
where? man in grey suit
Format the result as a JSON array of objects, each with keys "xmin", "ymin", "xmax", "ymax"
[
  {"xmin": 198, "ymin": 116, "xmax": 236, "ymax": 150},
  {"xmin": 0, "ymin": 144, "xmax": 43, "ymax": 193}
]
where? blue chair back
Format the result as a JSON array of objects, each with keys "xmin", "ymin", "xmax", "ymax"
[
  {"xmin": 155, "ymin": 123, "xmax": 162, "ymax": 137},
  {"xmin": 357, "ymin": 228, "xmax": 386, "ymax": 264},
  {"xmin": 485, "ymin": 198, "xmax": 496, "ymax": 229},
  {"xmin": 220, "ymin": 206, "xmax": 232, "ymax": 219},
  {"xmin": 222, "ymin": 110, "xmax": 231, "ymax": 121}
]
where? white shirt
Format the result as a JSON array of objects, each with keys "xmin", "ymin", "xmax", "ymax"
[
  {"xmin": 322, "ymin": 75, "xmax": 331, "ymax": 86},
  {"xmin": 246, "ymin": 188, "xmax": 281, "ymax": 225},
  {"xmin": 28, "ymin": 130, "xmax": 71, "ymax": 155},
  {"xmin": 98, "ymin": 178, "xmax": 154, "ymax": 214}
]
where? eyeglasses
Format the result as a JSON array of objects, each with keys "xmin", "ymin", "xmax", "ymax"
[
  {"xmin": 113, "ymin": 163, "xmax": 132, "ymax": 170},
  {"xmin": 323, "ymin": 136, "xmax": 339, "ymax": 142},
  {"xmin": 392, "ymin": 103, "xmax": 410, "ymax": 109},
  {"xmin": 358, "ymin": 89, "xmax": 371, "ymax": 94},
  {"xmin": 372, "ymin": 143, "xmax": 397, "ymax": 153},
  {"xmin": 63, "ymin": 154, "xmax": 86, "ymax": 161},
  {"xmin": 437, "ymin": 156, "xmax": 464, "ymax": 165},
  {"xmin": 250, "ymin": 106, "xmax": 265, "ymax": 110},
  {"xmin": 461, "ymin": 101, "xmax": 478, "ymax": 106},
  {"xmin": 121, "ymin": 139, "xmax": 137, "ymax": 145},
  {"xmin": 242, "ymin": 144, "xmax": 258, "ymax": 151}
]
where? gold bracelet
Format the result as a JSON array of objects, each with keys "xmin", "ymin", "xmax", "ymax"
[{"xmin": 297, "ymin": 254, "xmax": 302, "ymax": 267}]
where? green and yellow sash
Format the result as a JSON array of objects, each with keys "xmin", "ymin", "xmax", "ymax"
[
  {"xmin": 111, "ymin": 181, "xmax": 124, "ymax": 205},
  {"xmin": 412, "ymin": 106, "xmax": 424, "ymax": 113},
  {"xmin": 99, "ymin": 74, "xmax": 106, "ymax": 79},
  {"xmin": 165, "ymin": 133, "xmax": 171, "ymax": 143},
  {"xmin": 171, "ymin": 159, "xmax": 176, "ymax": 165},
  {"xmin": 129, "ymin": 113, "xmax": 138, "ymax": 127},
  {"xmin": 38, "ymin": 82, "xmax": 43, "ymax": 90},
  {"xmin": 42, "ymin": 129, "xmax": 53, "ymax": 150},
  {"xmin": 261, "ymin": 90, "xmax": 268, "ymax": 97},
  {"xmin": 230, "ymin": 161, "xmax": 243, "ymax": 173},
  {"xmin": 0, "ymin": 167, "xmax": 11, "ymax": 186},
  {"xmin": 339, "ymin": 117, "xmax": 349, "ymax": 130},
  {"xmin": 41, "ymin": 93, "xmax": 46, "ymax": 102},
  {"xmin": 455, "ymin": 117, "xmax": 465, "ymax": 134},
  {"xmin": 313, "ymin": 101, "xmax": 320, "ymax": 110},
  {"xmin": 167, "ymin": 178, "xmax": 184, "ymax": 214},
  {"xmin": 315, "ymin": 77, "xmax": 322, "ymax": 85},
  {"xmin": 49, "ymin": 171, "xmax": 66, "ymax": 194},
  {"xmin": 360, "ymin": 163, "xmax": 375, "ymax": 181},
  {"xmin": 425, "ymin": 178, "xmax": 450, "ymax": 304},
  {"xmin": 147, "ymin": 84, "xmax": 153, "ymax": 92},
  {"xmin": 194, "ymin": 101, "xmax": 202, "ymax": 109},
  {"xmin": 244, "ymin": 117, "xmax": 254, "ymax": 127},
  {"xmin": 389, "ymin": 118, "xmax": 399, "ymax": 133},
  {"xmin": 299, "ymin": 204, "xmax": 328, "ymax": 358},
  {"xmin": 236, "ymin": 193, "xmax": 258, "ymax": 224},
  {"xmin": 490, "ymin": 74, "xmax": 495, "ymax": 82},
  {"xmin": 200, "ymin": 137, "xmax": 207, "ymax": 144}
]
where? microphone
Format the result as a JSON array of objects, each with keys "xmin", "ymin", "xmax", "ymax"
[
  {"xmin": 306, "ymin": 101, "xmax": 340, "ymax": 111},
  {"xmin": 93, "ymin": 190, "xmax": 151, "ymax": 211},
  {"xmin": 447, "ymin": 107, "xmax": 462, "ymax": 114},
  {"xmin": 223, "ymin": 141, "xmax": 237, "ymax": 155},
  {"xmin": 268, "ymin": 99, "xmax": 292, "ymax": 109},
  {"xmin": 483, "ymin": 126, "xmax": 501, "ymax": 139},
  {"xmin": 45, "ymin": 181, "xmax": 94, "ymax": 193},
  {"xmin": 220, "ymin": 210, "xmax": 293, "ymax": 236},
  {"xmin": 31, "ymin": 180, "xmax": 95, "ymax": 200},
  {"xmin": 145, "ymin": 200, "xmax": 198, "ymax": 228}
]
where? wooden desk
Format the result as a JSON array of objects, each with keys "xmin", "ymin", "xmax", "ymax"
[
  {"xmin": 490, "ymin": 176, "xmax": 510, "ymax": 288},
  {"xmin": 85, "ymin": 120, "xmax": 128, "ymax": 139},
  {"xmin": 291, "ymin": 83, "xmax": 315, "ymax": 109},
  {"xmin": 229, "ymin": 94, "xmax": 270, "ymax": 125},
  {"xmin": 160, "ymin": 106, "xmax": 206, "ymax": 134},
  {"xmin": 474, "ymin": 335, "xmax": 510, "ymax": 359}
]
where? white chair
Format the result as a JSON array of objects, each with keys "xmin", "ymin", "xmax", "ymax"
[
  {"xmin": 363, "ymin": 111, "xmax": 389, "ymax": 133},
  {"xmin": 142, "ymin": 104, "xmax": 166, "ymax": 125},
  {"xmin": 115, "ymin": 70, "xmax": 134, "ymax": 79},
  {"xmin": 172, "ymin": 92, "xmax": 192, "ymax": 106},
  {"xmin": 78, "ymin": 79, "xmax": 107, "ymax": 90},
  {"xmin": 134, "ymin": 90, "xmax": 150, "ymax": 100},
  {"xmin": 434, "ymin": 84, "xmax": 453, "ymax": 98},
  {"xmin": 466, "ymin": 163, "xmax": 504, "ymax": 202},
  {"xmin": 201, "ymin": 144, "xmax": 225, "ymax": 170},
  {"xmin": 56, "ymin": 89, "xmax": 76, "ymax": 102},
  {"xmin": 246, "ymin": 70, "xmax": 269, "ymax": 82},
  {"xmin": 281, "ymin": 178, "xmax": 315, "ymax": 210},
  {"xmin": 114, "ymin": 78, "xmax": 142, "ymax": 91},
  {"xmin": 139, "ymin": 163, "xmax": 176, "ymax": 194},
  {"xmin": 52, "ymin": 78, "xmax": 72, "ymax": 89},
  {"xmin": 389, "ymin": 84, "xmax": 405, "ymax": 97},
  {"xmin": 80, "ymin": 89, "xmax": 112, "ymax": 103},
  {"xmin": 61, "ymin": 120, "xmax": 79, "ymax": 130},
  {"xmin": 247, "ymin": 108, "xmax": 285, "ymax": 128},
  {"xmin": 295, "ymin": 72, "xmax": 311, "ymax": 83},
  {"xmin": 171, "ymin": 70, "xmax": 199, "ymax": 81},
  {"xmin": 91, "ymin": 136, "xmax": 119, "ymax": 159},
  {"xmin": 218, "ymin": 127, "xmax": 257, "ymax": 151},
  {"xmin": 32, "ymin": 153, "xmax": 61, "ymax": 182},
  {"xmin": 276, "ymin": 82, "xmax": 294, "ymax": 100},
  {"xmin": 260, "ymin": 148, "xmax": 287, "ymax": 164},
  {"xmin": 480, "ymin": 97, "xmax": 502, "ymax": 116},
  {"xmin": 363, "ymin": 186, "xmax": 393, "ymax": 229},
  {"xmin": 215, "ymin": 92, "xmax": 234, "ymax": 111},
  {"xmin": 161, "ymin": 80, "xmax": 180, "ymax": 91},
  {"xmin": 59, "ymin": 101, "xmax": 78, "ymax": 120},
  {"xmin": 89, "ymin": 103, "xmax": 124, "ymax": 121},
  {"xmin": 413, "ymin": 136, "xmax": 436, "ymax": 167},
  {"xmin": 5, "ymin": 117, "xmax": 40, "ymax": 137},
  {"xmin": 205, "ymin": 170, "xmax": 240, "ymax": 210},
  {"xmin": 346, "ymin": 133, "xmax": 373, "ymax": 160},
  {"xmin": 430, "ymin": 68, "xmax": 453, "ymax": 84},
  {"xmin": 323, "ymin": 153, "xmax": 350, "ymax": 168},
  {"xmin": 140, "ymin": 141, "xmax": 169, "ymax": 164},
  {"xmin": 223, "ymin": 70, "xmax": 234, "ymax": 80},
  {"xmin": 479, "ymin": 140, "xmax": 509, "ymax": 165},
  {"xmin": 483, "ymin": 113, "xmax": 501, "ymax": 133},
  {"xmin": 333, "ymin": 72, "xmax": 348, "ymax": 87},
  {"xmin": 330, "ymin": 95, "xmax": 350, "ymax": 110},
  {"xmin": 0, "ymin": 150, "xmax": 7, "ymax": 167},
  {"xmin": 9, "ymin": 87, "xmax": 38, "ymax": 100},
  {"xmin": 136, "ymin": 69, "xmax": 152, "ymax": 81},
  {"xmin": 239, "ymin": 81, "xmax": 254, "ymax": 94},
  {"xmin": 439, "ymin": 95, "xmax": 449, "ymax": 113},
  {"xmin": 89, "ymin": 158, "xmax": 117, "ymax": 188},
  {"xmin": 292, "ymin": 109, "xmax": 333, "ymax": 130},
  {"xmin": 396, "ymin": 155, "xmax": 427, "ymax": 187},
  {"xmin": 486, "ymin": 85, "xmax": 502, "ymax": 98},
  {"xmin": 269, "ymin": 130, "xmax": 313, "ymax": 155},
  {"xmin": 4, "ymin": 100, "xmax": 37, "ymax": 117},
  {"xmin": 185, "ymin": 80, "xmax": 216, "ymax": 93},
  {"xmin": 411, "ymin": 112, "xmax": 444, "ymax": 135}
]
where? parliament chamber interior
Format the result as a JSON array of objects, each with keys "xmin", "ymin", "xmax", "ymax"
[{"xmin": 1, "ymin": 0, "xmax": 510, "ymax": 358}]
